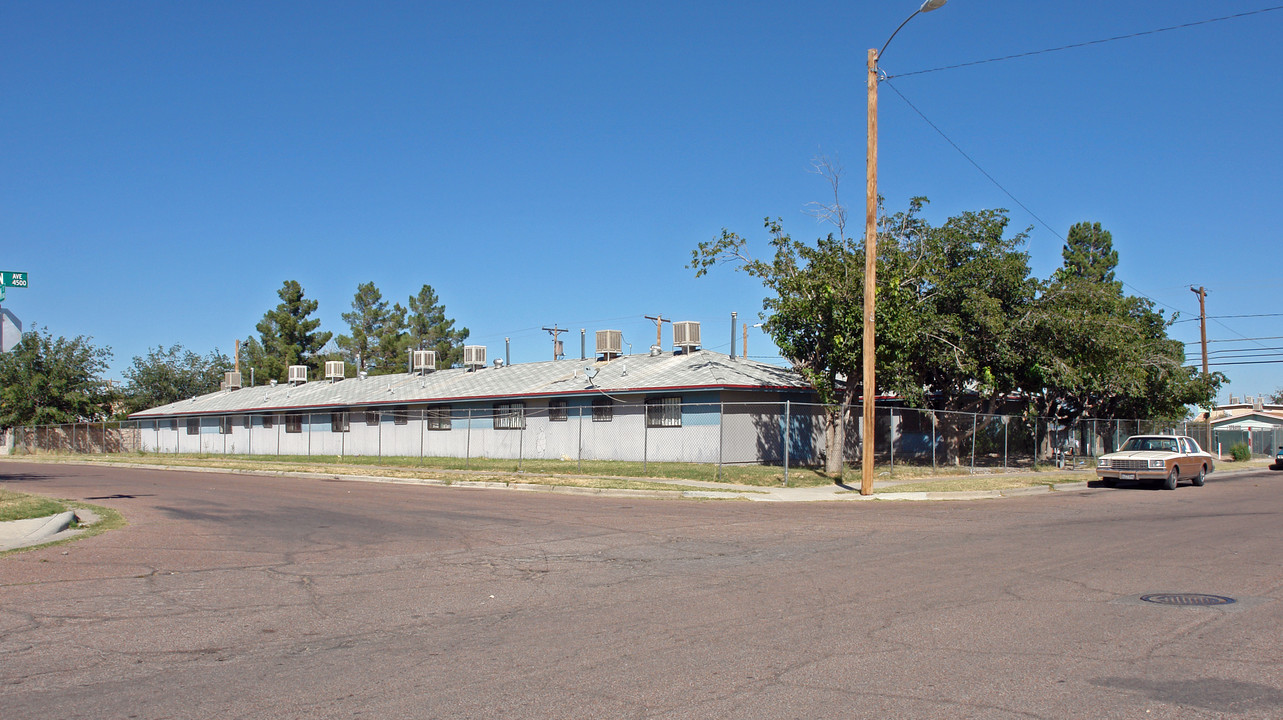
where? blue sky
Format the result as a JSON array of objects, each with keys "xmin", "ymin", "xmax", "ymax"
[{"xmin": 2, "ymin": 0, "xmax": 1280, "ymax": 404}]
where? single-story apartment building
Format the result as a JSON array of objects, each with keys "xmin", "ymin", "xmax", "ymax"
[{"xmin": 129, "ymin": 338, "xmax": 833, "ymax": 465}]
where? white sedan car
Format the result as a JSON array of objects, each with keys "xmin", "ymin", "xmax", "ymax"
[{"xmin": 1096, "ymin": 435, "xmax": 1215, "ymax": 490}]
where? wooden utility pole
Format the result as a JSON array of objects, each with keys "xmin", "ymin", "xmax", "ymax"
[
  {"xmin": 542, "ymin": 325, "xmax": 566, "ymax": 361},
  {"xmin": 861, "ymin": 46, "xmax": 879, "ymax": 496},
  {"xmin": 1191, "ymin": 286, "xmax": 1212, "ymax": 451},
  {"xmin": 644, "ymin": 314, "xmax": 672, "ymax": 349}
]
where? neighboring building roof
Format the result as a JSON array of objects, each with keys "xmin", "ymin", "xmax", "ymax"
[
  {"xmin": 130, "ymin": 351, "xmax": 811, "ymax": 419},
  {"xmin": 1210, "ymin": 409, "xmax": 1283, "ymax": 429}
]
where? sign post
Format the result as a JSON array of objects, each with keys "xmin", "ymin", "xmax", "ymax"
[{"xmin": 0, "ymin": 271, "xmax": 29, "ymax": 353}]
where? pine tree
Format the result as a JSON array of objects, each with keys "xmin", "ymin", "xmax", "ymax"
[
  {"xmin": 405, "ymin": 285, "xmax": 469, "ymax": 369},
  {"xmin": 254, "ymin": 280, "xmax": 332, "ymax": 381},
  {"xmin": 1056, "ymin": 221, "xmax": 1119, "ymax": 286}
]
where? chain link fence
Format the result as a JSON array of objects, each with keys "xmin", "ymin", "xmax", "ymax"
[{"xmin": 7, "ymin": 402, "xmax": 1261, "ymax": 473}]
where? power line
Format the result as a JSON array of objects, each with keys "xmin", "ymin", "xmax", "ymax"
[
  {"xmin": 1173, "ymin": 312, "xmax": 1283, "ymax": 324},
  {"xmin": 1195, "ymin": 336, "xmax": 1283, "ymax": 343},
  {"xmin": 882, "ymin": 77, "xmax": 1180, "ymax": 318},
  {"xmin": 888, "ymin": 5, "xmax": 1283, "ymax": 79}
]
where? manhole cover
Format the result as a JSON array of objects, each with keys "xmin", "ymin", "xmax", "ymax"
[{"xmin": 1141, "ymin": 593, "xmax": 1236, "ymax": 607}]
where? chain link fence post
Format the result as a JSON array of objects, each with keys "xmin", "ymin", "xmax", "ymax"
[{"xmin": 783, "ymin": 400, "xmax": 790, "ymax": 487}]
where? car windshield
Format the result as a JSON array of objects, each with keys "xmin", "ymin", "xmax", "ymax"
[{"xmin": 1121, "ymin": 437, "xmax": 1179, "ymax": 453}]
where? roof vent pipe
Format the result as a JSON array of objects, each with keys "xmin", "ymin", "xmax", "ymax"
[
  {"xmin": 730, "ymin": 311, "xmax": 737, "ymax": 360},
  {"xmin": 505, "ymin": 337, "xmax": 510, "ymax": 367},
  {"xmin": 581, "ymin": 328, "xmax": 586, "ymax": 361}
]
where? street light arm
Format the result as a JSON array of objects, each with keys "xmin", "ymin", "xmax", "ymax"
[
  {"xmin": 878, "ymin": 9, "xmax": 922, "ymax": 61},
  {"xmin": 877, "ymin": 0, "xmax": 948, "ymax": 65}
]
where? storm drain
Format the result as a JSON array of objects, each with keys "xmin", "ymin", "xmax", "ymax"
[{"xmin": 1141, "ymin": 593, "xmax": 1236, "ymax": 607}]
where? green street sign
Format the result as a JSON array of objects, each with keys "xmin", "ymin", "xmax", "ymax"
[
  {"xmin": 1, "ymin": 272, "xmax": 28, "ymax": 288},
  {"xmin": 0, "ymin": 287, "xmax": 5, "ymax": 301}
]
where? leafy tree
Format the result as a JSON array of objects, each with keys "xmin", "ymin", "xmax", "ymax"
[
  {"xmin": 1056, "ymin": 221, "xmax": 1119, "ymax": 286},
  {"xmin": 1028, "ymin": 222, "xmax": 1223, "ymax": 440},
  {"xmin": 120, "ymin": 344, "xmax": 231, "ymax": 415},
  {"xmin": 251, "ymin": 280, "xmax": 332, "ymax": 382},
  {"xmin": 1271, "ymin": 388, "xmax": 1283, "ymax": 405},
  {"xmin": 692, "ymin": 196, "xmax": 1038, "ymax": 471},
  {"xmin": 405, "ymin": 285, "xmax": 469, "ymax": 369},
  {"xmin": 0, "ymin": 326, "xmax": 113, "ymax": 428},
  {"xmin": 336, "ymin": 282, "xmax": 407, "ymax": 375}
]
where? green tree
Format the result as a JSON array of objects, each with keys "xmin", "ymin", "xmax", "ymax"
[
  {"xmin": 120, "ymin": 344, "xmax": 232, "ymax": 415},
  {"xmin": 0, "ymin": 326, "xmax": 113, "ymax": 428},
  {"xmin": 1056, "ymin": 221, "xmax": 1119, "ymax": 286},
  {"xmin": 405, "ymin": 285, "xmax": 469, "ymax": 369},
  {"xmin": 336, "ymin": 282, "xmax": 407, "ymax": 375},
  {"xmin": 1028, "ymin": 222, "xmax": 1223, "ymax": 432},
  {"xmin": 252, "ymin": 280, "xmax": 332, "ymax": 382}
]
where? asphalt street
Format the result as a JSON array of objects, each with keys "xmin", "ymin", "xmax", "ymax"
[{"xmin": 1, "ymin": 461, "xmax": 1280, "ymax": 719}]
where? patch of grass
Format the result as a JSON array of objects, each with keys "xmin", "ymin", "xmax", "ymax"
[
  {"xmin": 874, "ymin": 472, "xmax": 1086, "ymax": 493},
  {"xmin": 0, "ymin": 488, "xmax": 68, "ymax": 522}
]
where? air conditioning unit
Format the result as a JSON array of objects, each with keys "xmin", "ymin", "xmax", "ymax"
[
  {"xmin": 673, "ymin": 321, "xmax": 701, "ymax": 351},
  {"xmin": 288, "ymin": 365, "xmax": 308, "ymax": 384},
  {"xmin": 463, "ymin": 345, "xmax": 486, "ymax": 370},
  {"xmin": 223, "ymin": 371, "xmax": 242, "ymax": 390},
  {"xmin": 412, "ymin": 350, "xmax": 437, "ymax": 372},
  {"xmin": 325, "ymin": 361, "xmax": 345, "ymax": 380},
  {"xmin": 596, "ymin": 330, "xmax": 623, "ymax": 359}
]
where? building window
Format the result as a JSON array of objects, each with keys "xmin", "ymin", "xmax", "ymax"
[
  {"xmin": 169, "ymin": 418, "xmax": 179, "ymax": 431},
  {"xmin": 592, "ymin": 398, "xmax": 613, "ymax": 422},
  {"xmin": 331, "ymin": 412, "xmax": 349, "ymax": 433},
  {"xmin": 263, "ymin": 415, "xmax": 274, "ymax": 430},
  {"xmin": 219, "ymin": 416, "xmax": 234, "ymax": 435},
  {"xmin": 365, "ymin": 410, "xmax": 380, "ymax": 426},
  {"xmin": 646, "ymin": 396, "xmax": 682, "ymax": 428},
  {"xmin": 393, "ymin": 405, "xmax": 410, "ymax": 426},
  {"xmin": 242, "ymin": 415, "xmax": 251, "ymax": 430},
  {"xmin": 186, "ymin": 418, "xmax": 200, "ymax": 435},
  {"xmin": 549, "ymin": 399, "xmax": 568, "ymax": 422},
  {"xmin": 494, "ymin": 402, "xmax": 525, "ymax": 430},
  {"xmin": 427, "ymin": 406, "xmax": 452, "ymax": 431},
  {"xmin": 286, "ymin": 415, "xmax": 303, "ymax": 434}
]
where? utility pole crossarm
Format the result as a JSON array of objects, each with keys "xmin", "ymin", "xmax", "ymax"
[
  {"xmin": 542, "ymin": 325, "xmax": 567, "ymax": 361},
  {"xmin": 644, "ymin": 314, "xmax": 672, "ymax": 349}
]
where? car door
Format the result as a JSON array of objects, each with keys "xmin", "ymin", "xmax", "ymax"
[{"xmin": 1178, "ymin": 437, "xmax": 1196, "ymax": 475}]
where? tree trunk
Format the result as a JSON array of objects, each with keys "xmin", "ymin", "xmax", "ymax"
[{"xmin": 824, "ymin": 405, "xmax": 845, "ymax": 475}]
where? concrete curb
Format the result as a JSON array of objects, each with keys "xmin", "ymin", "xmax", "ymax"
[{"xmin": 0, "ymin": 510, "xmax": 75, "ymax": 552}]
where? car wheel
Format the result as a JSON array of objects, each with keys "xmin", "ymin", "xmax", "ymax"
[
  {"xmin": 1163, "ymin": 466, "xmax": 1179, "ymax": 491},
  {"xmin": 1193, "ymin": 465, "xmax": 1206, "ymax": 487}
]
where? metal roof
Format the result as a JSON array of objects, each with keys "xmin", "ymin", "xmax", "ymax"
[{"xmin": 129, "ymin": 350, "xmax": 812, "ymax": 418}]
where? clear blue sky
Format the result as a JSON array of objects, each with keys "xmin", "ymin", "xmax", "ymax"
[{"xmin": 2, "ymin": 0, "xmax": 1280, "ymax": 404}]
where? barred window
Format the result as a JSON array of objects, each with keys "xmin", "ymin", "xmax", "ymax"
[
  {"xmin": 263, "ymin": 415, "xmax": 274, "ymax": 430},
  {"xmin": 331, "ymin": 412, "xmax": 349, "ymax": 433},
  {"xmin": 592, "ymin": 398, "xmax": 613, "ymax": 422},
  {"xmin": 364, "ymin": 410, "xmax": 380, "ymax": 426},
  {"xmin": 393, "ymin": 405, "xmax": 410, "ymax": 426},
  {"xmin": 549, "ymin": 399, "xmax": 568, "ymax": 422},
  {"xmin": 169, "ymin": 418, "xmax": 179, "ymax": 431},
  {"xmin": 645, "ymin": 396, "xmax": 682, "ymax": 428},
  {"xmin": 186, "ymin": 418, "xmax": 200, "ymax": 435},
  {"xmin": 242, "ymin": 415, "xmax": 251, "ymax": 430},
  {"xmin": 285, "ymin": 415, "xmax": 303, "ymax": 434},
  {"xmin": 428, "ymin": 406, "xmax": 452, "ymax": 431},
  {"xmin": 494, "ymin": 402, "xmax": 525, "ymax": 430},
  {"xmin": 219, "ymin": 416, "xmax": 234, "ymax": 435}
]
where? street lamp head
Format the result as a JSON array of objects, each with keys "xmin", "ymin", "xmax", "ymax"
[{"xmin": 920, "ymin": 0, "xmax": 947, "ymax": 11}]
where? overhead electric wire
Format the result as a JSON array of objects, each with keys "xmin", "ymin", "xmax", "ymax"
[
  {"xmin": 887, "ymin": 5, "xmax": 1283, "ymax": 80},
  {"xmin": 881, "ymin": 79, "xmax": 1187, "ymax": 320}
]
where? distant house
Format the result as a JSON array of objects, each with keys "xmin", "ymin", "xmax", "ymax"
[
  {"xmin": 1208, "ymin": 402, "xmax": 1283, "ymax": 455},
  {"xmin": 128, "ymin": 330, "xmax": 824, "ymax": 465}
]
